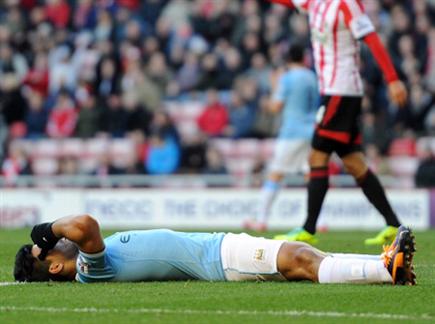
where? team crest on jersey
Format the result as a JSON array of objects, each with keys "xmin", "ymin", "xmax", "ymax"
[
  {"xmin": 311, "ymin": 28, "xmax": 329, "ymax": 44},
  {"xmin": 80, "ymin": 261, "xmax": 89, "ymax": 274},
  {"xmin": 254, "ymin": 249, "xmax": 266, "ymax": 261}
]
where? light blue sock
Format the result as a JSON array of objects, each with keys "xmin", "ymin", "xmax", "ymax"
[{"xmin": 258, "ymin": 180, "xmax": 281, "ymax": 223}]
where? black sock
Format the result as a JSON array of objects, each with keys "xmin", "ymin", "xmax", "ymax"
[
  {"xmin": 358, "ymin": 169, "xmax": 401, "ymax": 227},
  {"xmin": 303, "ymin": 167, "xmax": 329, "ymax": 235}
]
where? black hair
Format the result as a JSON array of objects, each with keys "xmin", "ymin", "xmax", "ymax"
[
  {"xmin": 14, "ymin": 244, "xmax": 50, "ymax": 282},
  {"xmin": 14, "ymin": 242, "xmax": 78, "ymax": 282},
  {"xmin": 285, "ymin": 43, "xmax": 305, "ymax": 63}
]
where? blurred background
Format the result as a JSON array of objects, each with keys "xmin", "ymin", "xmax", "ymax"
[{"xmin": 0, "ymin": 0, "xmax": 434, "ymax": 190}]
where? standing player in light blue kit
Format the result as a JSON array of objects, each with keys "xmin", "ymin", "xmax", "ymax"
[
  {"xmin": 14, "ymin": 214, "xmax": 416, "ymax": 285},
  {"xmin": 244, "ymin": 43, "xmax": 319, "ymax": 232}
]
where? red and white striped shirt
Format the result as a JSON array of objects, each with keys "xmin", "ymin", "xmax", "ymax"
[
  {"xmin": 301, "ymin": 0, "xmax": 376, "ymax": 96},
  {"xmin": 273, "ymin": 0, "xmax": 378, "ymax": 96}
]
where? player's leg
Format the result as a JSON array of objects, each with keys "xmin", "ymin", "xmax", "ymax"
[
  {"xmin": 244, "ymin": 172, "xmax": 284, "ymax": 232},
  {"xmin": 277, "ymin": 242, "xmax": 391, "ymax": 283},
  {"xmin": 274, "ymin": 148, "xmax": 330, "ymax": 243},
  {"xmin": 259, "ymin": 172, "xmax": 284, "ymax": 222},
  {"xmin": 303, "ymin": 148, "xmax": 331, "ymax": 235},
  {"xmin": 275, "ymin": 96, "xmax": 343, "ymax": 243},
  {"xmin": 245, "ymin": 140, "xmax": 309, "ymax": 231},
  {"xmin": 277, "ymin": 225, "xmax": 416, "ymax": 285},
  {"xmin": 341, "ymin": 151, "xmax": 401, "ymax": 245}
]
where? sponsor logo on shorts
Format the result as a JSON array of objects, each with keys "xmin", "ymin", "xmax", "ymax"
[{"xmin": 254, "ymin": 249, "xmax": 265, "ymax": 261}]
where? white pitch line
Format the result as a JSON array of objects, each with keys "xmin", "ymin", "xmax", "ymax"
[
  {"xmin": 0, "ymin": 282, "xmax": 24, "ymax": 286},
  {"xmin": 0, "ymin": 306, "xmax": 433, "ymax": 321}
]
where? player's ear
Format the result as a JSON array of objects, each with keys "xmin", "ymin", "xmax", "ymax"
[{"xmin": 48, "ymin": 262, "xmax": 64, "ymax": 275}]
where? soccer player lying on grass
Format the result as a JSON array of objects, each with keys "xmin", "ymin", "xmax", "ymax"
[{"xmin": 14, "ymin": 215, "xmax": 416, "ymax": 285}]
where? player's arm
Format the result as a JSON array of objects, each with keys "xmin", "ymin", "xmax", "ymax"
[
  {"xmin": 269, "ymin": 69, "xmax": 285, "ymax": 113},
  {"xmin": 31, "ymin": 215, "xmax": 105, "ymax": 259},
  {"xmin": 340, "ymin": 0, "xmax": 407, "ymax": 107},
  {"xmin": 362, "ymin": 33, "xmax": 407, "ymax": 107}
]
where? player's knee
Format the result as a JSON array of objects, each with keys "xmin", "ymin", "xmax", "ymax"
[
  {"xmin": 293, "ymin": 245, "xmax": 316, "ymax": 268},
  {"xmin": 309, "ymin": 150, "xmax": 329, "ymax": 167},
  {"xmin": 343, "ymin": 158, "xmax": 366, "ymax": 178}
]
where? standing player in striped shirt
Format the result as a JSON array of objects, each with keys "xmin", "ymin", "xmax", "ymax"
[{"xmin": 269, "ymin": 0, "xmax": 408, "ymax": 245}]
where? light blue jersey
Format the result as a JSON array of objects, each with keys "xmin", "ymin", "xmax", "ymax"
[
  {"xmin": 273, "ymin": 67, "xmax": 319, "ymax": 140},
  {"xmin": 76, "ymin": 230, "xmax": 226, "ymax": 283}
]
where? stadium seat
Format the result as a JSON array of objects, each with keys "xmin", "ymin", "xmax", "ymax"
[
  {"xmin": 110, "ymin": 138, "xmax": 136, "ymax": 168},
  {"xmin": 387, "ymin": 156, "xmax": 419, "ymax": 176},
  {"xmin": 260, "ymin": 139, "xmax": 276, "ymax": 161},
  {"xmin": 225, "ymin": 158, "xmax": 256, "ymax": 176},
  {"xmin": 79, "ymin": 157, "xmax": 100, "ymax": 174},
  {"xmin": 84, "ymin": 138, "xmax": 109, "ymax": 158},
  {"xmin": 9, "ymin": 140, "xmax": 33, "ymax": 156},
  {"xmin": 211, "ymin": 139, "xmax": 234, "ymax": 157},
  {"xmin": 32, "ymin": 140, "xmax": 60, "ymax": 158},
  {"xmin": 32, "ymin": 158, "xmax": 59, "ymax": 175},
  {"xmin": 388, "ymin": 138, "xmax": 416, "ymax": 156},
  {"xmin": 60, "ymin": 139, "xmax": 84, "ymax": 157},
  {"xmin": 416, "ymin": 137, "xmax": 432, "ymax": 157},
  {"xmin": 236, "ymin": 139, "xmax": 260, "ymax": 158}
]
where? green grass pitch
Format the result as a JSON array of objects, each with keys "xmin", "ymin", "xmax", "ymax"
[{"xmin": 1, "ymin": 228, "xmax": 434, "ymax": 323}]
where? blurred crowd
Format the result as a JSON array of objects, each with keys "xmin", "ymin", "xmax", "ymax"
[{"xmin": 0, "ymin": 0, "xmax": 434, "ymax": 185}]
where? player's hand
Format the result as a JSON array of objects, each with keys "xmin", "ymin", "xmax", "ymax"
[
  {"xmin": 388, "ymin": 80, "xmax": 408, "ymax": 108},
  {"xmin": 30, "ymin": 222, "xmax": 60, "ymax": 260}
]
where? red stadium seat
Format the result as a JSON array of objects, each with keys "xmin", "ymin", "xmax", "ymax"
[{"xmin": 388, "ymin": 138, "xmax": 416, "ymax": 156}]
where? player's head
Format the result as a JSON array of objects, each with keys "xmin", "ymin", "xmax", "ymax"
[
  {"xmin": 285, "ymin": 43, "xmax": 305, "ymax": 64},
  {"xmin": 14, "ymin": 239, "xmax": 79, "ymax": 282}
]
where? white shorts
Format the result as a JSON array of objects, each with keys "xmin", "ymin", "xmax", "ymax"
[
  {"xmin": 268, "ymin": 139, "xmax": 311, "ymax": 174},
  {"xmin": 220, "ymin": 233, "xmax": 287, "ymax": 281}
]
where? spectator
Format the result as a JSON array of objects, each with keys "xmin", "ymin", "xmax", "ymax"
[
  {"xmin": 1, "ymin": 145, "xmax": 32, "ymax": 186},
  {"xmin": 202, "ymin": 146, "xmax": 227, "ymax": 175},
  {"xmin": 94, "ymin": 56, "xmax": 120, "ymax": 100},
  {"xmin": 123, "ymin": 93, "xmax": 151, "ymax": 136},
  {"xmin": 44, "ymin": 0, "xmax": 71, "ymax": 29},
  {"xmin": 75, "ymin": 94, "xmax": 100, "ymax": 138},
  {"xmin": 0, "ymin": 43, "xmax": 28, "ymax": 82},
  {"xmin": 25, "ymin": 91, "xmax": 48, "ymax": 139},
  {"xmin": 99, "ymin": 94, "xmax": 128, "ymax": 138},
  {"xmin": 0, "ymin": 0, "xmax": 433, "ymax": 182},
  {"xmin": 46, "ymin": 91, "xmax": 78, "ymax": 138},
  {"xmin": 94, "ymin": 153, "xmax": 125, "ymax": 177},
  {"xmin": 149, "ymin": 111, "xmax": 179, "ymax": 143},
  {"xmin": 146, "ymin": 134, "xmax": 180, "ymax": 175},
  {"xmin": 49, "ymin": 46, "xmax": 76, "ymax": 94},
  {"xmin": 415, "ymin": 148, "xmax": 435, "ymax": 188},
  {"xmin": 197, "ymin": 89, "xmax": 229, "ymax": 137},
  {"xmin": 58, "ymin": 156, "xmax": 79, "ymax": 176},
  {"xmin": 23, "ymin": 53, "xmax": 50, "ymax": 97},
  {"xmin": 225, "ymin": 91, "xmax": 255, "ymax": 139}
]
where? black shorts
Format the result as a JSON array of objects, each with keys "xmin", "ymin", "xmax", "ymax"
[{"xmin": 312, "ymin": 95, "xmax": 362, "ymax": 157}]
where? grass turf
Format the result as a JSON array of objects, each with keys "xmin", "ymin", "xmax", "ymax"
[{"xmin": 0, "ymin": 228, "xmax": 434, "ymax": 323}]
